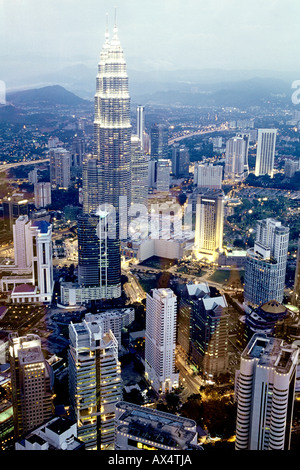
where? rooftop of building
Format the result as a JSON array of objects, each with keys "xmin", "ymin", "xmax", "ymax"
[
  {"xmin": 243, "ymin": 334, "xmax": 298, "ymax": 374},
  {"xmin": 259, "ymin": 300, "xmax": 287, "ymax": 315},
  {"xmin": 13, "ymin": 283, "xmax": 36, "ymax": 293},
  {"xmin": 18, "ymin": 345, "xmax": 44, "ymax": 365},
  {"xmin": 202, "ymin": 295, "xmax": 227, "ymax": 312},
  {"xmin": 116, "ymin": 401, "xmax": 199, "ymax": 450},
  {"xmin": 186, "ymin": 282, "xmax": 210, "ymax": 298},
  {"xmin": 46, "ymin": 416, "xmax": 77, "ymax": 435},
  {"xmin": 31, "ymin": 219, "xmax": 50, "ymax": 233}
]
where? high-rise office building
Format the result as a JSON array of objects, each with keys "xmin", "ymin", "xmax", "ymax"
[
  {"xmin": 235, "ymin": 333, "xmax": 298, "ymax": 450},
  {"xmin": 172, "ymin": 145, "xmax": 190, "ymax": 178},
  {"xmin": 9, "ymin": 333, "xmax": 53, "ymax": 440},
  {"xmin": 68, "ymin": 318, "xmax": 122, "ymax": 450},
  {"xmin": 13, "ymin": 215, "xmax": 31, "ymax": 270},
  {"xmin": 156, "ymin": 159, "xmax": 170, "ymax": 192},
  {"xmin": 82, "ymin": 156, "xmax": 100, "ymax": 215},
  {"xmin": 77, "ymin": 213, "xmax": 101, "ymax": 288},
  {"xmin": 255, "ymin": 129, "xmax": 277, "ymax": 178},
  {"xmin": 224, "ymin": 134, "xmax": 249, "ymax": 181},
  {"xmin": 244, "ymin": 218, "xmax": 289, "ymax": 306},
  {"xmin": 131, "ymin": 135, "xmax": 148, "ymax": 206},
  {"xmin": 194, "ymin": 189, "xmax": 224, "ymax": 263},
  {"xmin": 240, "ymin": 300, "xmax": 289, "ymax": 349},
  {"xmin": 2, "ymin": 196, "xmax": 29, "ymax": 231},
  {"xmin": 177, "ymin": 282, "xmax": 210, "ymax": 355},
  {"xmin": 34, "ymin": 182, "xmax": 51, "ymax": 209},
  {"xmin": 72, "ymin": 135, "xmax": 86, "ymax": 167},
  {"xmin": 81, "ymin": 19, "xmax": 131, "ymax": 300},
  {"xmin": 49, "ymin": 147, "xmax": 71, "ymax": 189},
  {"xmin": 136, "ymin": 105, "xmax": 145, "ymax": 150},
  {"xmin": 194, "ymin": 163, "xmax": 223, "ymax": 189},
  {"xmin": 150, "ymin": 123, "xmax": 168, "ymax": 159},
  {"xmin": 189, "ymin": 294, "xmax": 229, "ymax": 378},
  {"xmin": 292, "ymin": 236, "xmax": 300, "ymax": 309},
  {"xmin": 145, "ymin": 288, "xmax": 179, "ymax": 394}
]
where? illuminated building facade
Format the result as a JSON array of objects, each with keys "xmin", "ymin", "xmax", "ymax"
[
  {"xmin": 9, "ymin": 333, "xmax": 53, "ymax": 440},
  {"xmin": 194, "ymin": 189, "xmax": 224, "ymax": 263},
  {"xmin": 235, "ymin": 334, "xmax": 298, "ymax": 450},
  {"xmin": 190, "ymin": 294, "xmax": 229, "ymax": 378},
  {"xmin": 68, "ymin": 319, "xmax": 122, "ymax": 450},
  {"xmin": 79, "ymin": 19, "xmax": 131, "ymax": 300},
  {"xmin": 145, "ymin": 288, "xmax": 179, "ymax": 393}
]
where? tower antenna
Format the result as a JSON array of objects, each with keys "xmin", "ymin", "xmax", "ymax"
[{"xmin": 105, "ymin": 12, "xmax": 109, "ymax": 41}]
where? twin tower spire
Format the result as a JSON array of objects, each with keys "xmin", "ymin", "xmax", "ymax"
[{"xmin": 105, "ymin": 9, "xmax": 119, "ymax": 43}]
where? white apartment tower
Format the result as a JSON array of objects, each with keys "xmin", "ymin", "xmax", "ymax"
[
  {"xmin": 194, "ymin": 163, "xmax": 223, "ymax": 189},
  {"xmin": 235, "ymin": 334, "xmax": 298, "ymax": 450},
  {"xmin": 13, "ymin": 215, "xmax": 32, "ymax": 270},
  {"xmin": 68, "ymin": 318, "xmax": 122, "ymax": 450},
  {"xmin": 145, "ymin": 288, "xmax": 179, "ymax": 394},
  {"xmin": 255, "ymin": 129, "xmax": 277, "ymax": 178},
  {"xmin": 9, "ymin": 217, "xmax": 54, "ymax": 304},
  {"xmin": 224, "ymin": 134, "xmax": 249, "ymax": 181},
  {"xmin": 30, "ymin": 220, "xmax": 54, "ymax": 303}
]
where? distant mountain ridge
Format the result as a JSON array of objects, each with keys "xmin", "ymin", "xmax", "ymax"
[{"xmin": 6, "ymin": 85, "xmax": 90, "ymax": 107}]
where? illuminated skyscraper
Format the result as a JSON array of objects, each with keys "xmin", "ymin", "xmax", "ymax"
[
  {"xmin": 68, "ymin": 318, "xmax": 122, "ymax": 450},
  {"xmin": 194, "ymin": 189, "xmax": 224, "ymax": 263},
  {"xmin": 255, "ymin": 129, "xmax": 277, "ymax": 178},
  {"xmin": 79, "ymin": 18, "xmax": 131, "ymax": 299}
]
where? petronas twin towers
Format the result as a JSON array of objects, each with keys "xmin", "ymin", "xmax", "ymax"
[{"xmin": 78, "ymin": 18, "xmax": 131, "ymax": 300}]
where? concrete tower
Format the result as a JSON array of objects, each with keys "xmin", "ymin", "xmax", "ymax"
[
  {"xmin": 235, "ymin": 334, "xmax": 298, "ymax": 450},
  {"xmin": 145, "ymin": 288, "xmax": 179, "ymax": 394}
]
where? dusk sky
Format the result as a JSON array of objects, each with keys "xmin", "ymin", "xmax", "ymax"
[{"xmin": 1, "ymin": 0, "xmax": 300, "ymax": 93}]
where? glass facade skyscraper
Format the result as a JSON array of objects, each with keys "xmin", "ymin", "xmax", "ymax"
[{"xmin": 78, "ymin": 20, "xmax": 131, "ymax": 300}]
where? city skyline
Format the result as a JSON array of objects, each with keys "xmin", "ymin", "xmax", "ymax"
[{"xmin": 0, "ymin": 1, "xmax": 300, "ymax": 454}]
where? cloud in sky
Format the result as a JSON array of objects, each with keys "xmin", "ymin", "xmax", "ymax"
[{"xmin": 0, "ymin": 0, "xmax": 300, "ymax": 72}]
